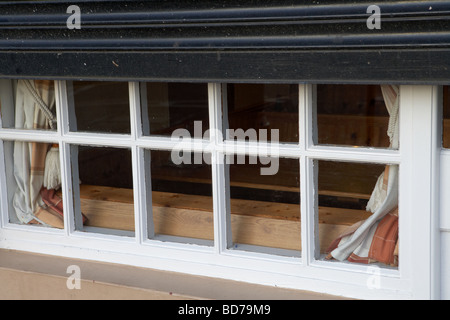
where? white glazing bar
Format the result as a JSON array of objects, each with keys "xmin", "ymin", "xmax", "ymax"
[
  {"xmin": 129, "ymin": 82, "xmax": 146, "ymax": 243},
  {"xmin": 208, "ymin": 83, "xmax": 224, "ymax": 146},
  {"xmin": 0, "ymin": 129, "xmax": 59, "ymax": 143},
  {"xmin": 59, "ymin": 142, "xmax": 76, "ymax": 234},
  {"xmin": 299, "ymin": 84, "xmax": 316, "ymax": 265},
  {"xmin": 219, "ymin": 142, "xmax": 400, "ymax": 163},
  {"xmin": 138, "ymin": 82, "xmax": 150, "ymax": 137},
  {"xmin": 0, "ymin": 140, "xmax": 9, "ymax": 228},
  {"xmin": 128, "ymin": 82, "xmax": 141, "ymax": 140},
  {"xmin": 69, "ymin": 144, "xmax": 83, "ymax": 231},
  {"xmin": 134, "ymin": 149, "xmax": 150, "ymax": 242},
  {"xmin": 143, "ymin": 149, "xmax": 154, "ymax": 239},
  {"xmin": 221, "ymin": 84, "xmax": 230, "ymax": 140},
  {"xmin": 221, "ymin": 140, "xmax": 301, "ymax": 159},
  {"xmin": 57, "ymin": 132, "xmax": 133, "ymax": 147},
  {"xmin": 56, "ymin": 80, "xmax": 71, "ymax": 136},
  {"xmin": 221, "ymin": 84, "xmax": 233, "ymax": 253},
  {"xmin": 55, "ymin": 80, "xmax": 75, "ymax": 235},
  {"xmin": 300, "ymin": 84, "xmax": 315, "ymax": 150},
  {"xmin": 136, "ymin": 136, "xmax": 211, "ymax": 153},
  {"xmin": 208, "ymin": 83, "xmax": 232, "ymax": 253},
  {"xmin": 305, "ymin": 146, "xmax": 401, "ymax": 164}
]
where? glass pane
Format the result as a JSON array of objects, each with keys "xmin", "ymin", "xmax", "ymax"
[
  {"xmin": 4, "ymin": 140, "xmax": 64, "ymax": 228},
  {"xmin": 318, "ymin": 160, "xmax": 399, "ymax": 268},
  {"xmin": 69, "ymin": 81, "xmax": 130, "ymax": 134},
  {"xmin": 150, "ymin": 149, "xmax": 213, "ymax": 245},
  {"xmin": 316, "ymin": 85, "xmax": 394, "ymax": 148},
  {"xmin": 226, "ymin": 84, "xmax": 299, "ymax": 143},
  {"xmin": 0, "ymin": 79, "xmax": 57, "ymax": 131},
  {"xmin": 443, "ymin": 86, "xmax": 450, "ymax": 148},
  {"xmin": 228, "ymin": 155, "xmax": 300, "ymax": 256},
  {"xmin": 142, "ymin": 82, "xmax": 209, "ymax": 138},
  {"xmin": 73, "ymin": 145, "xmax": 134, "ymax": 235}
]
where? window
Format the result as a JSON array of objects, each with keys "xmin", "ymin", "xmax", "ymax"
[
  {"xmin": 0, "ymin": 79, "xmax": 439, "ymax": 299},
  {"xmin": 316, "ymin": 85, "xmax": 391, "ymax": 148},
  {"xmin": 69, "ymin": 81, "xmax": 131, "ymax": 134}
]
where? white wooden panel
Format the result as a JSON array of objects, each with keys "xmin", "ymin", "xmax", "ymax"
[
  {"xmin": 440, "ymin": 151, "xmax": 450, "ymax": 231},
  {"xmin": 441, "ymin": 232, "xmax": 450, "ymax": 299},
  {"xmin": 399, "ymin": 85, "xmax": 441, "ymax": 299}
]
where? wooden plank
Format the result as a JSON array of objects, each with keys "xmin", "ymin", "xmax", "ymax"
[
  {"xmin": 78, "ymin": 185, "xmax": 370, "ymax": 224},
  {"xmin": 79, "ymin": 196, "xmax": 347, "ymax": 252},
  {"xmin": 77, "ymin": 185, "xmax": 369, "ymax": 252}
]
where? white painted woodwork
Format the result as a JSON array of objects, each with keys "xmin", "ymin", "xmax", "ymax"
[{"xmin": 0, "ymin": 79, "xmax": 443, "ymax": 300}]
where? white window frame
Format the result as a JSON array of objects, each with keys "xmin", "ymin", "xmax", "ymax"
[{"xmin": 0, "ymin": 81, "xmax": 441, "ymax": 300}]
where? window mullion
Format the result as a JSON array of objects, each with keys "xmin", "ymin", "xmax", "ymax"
[
  {"xmin": 0, "ymin": 140, "xmax": 9, "ymax": 228},
  {"xmin": 54, "ymin": 80, "xmax": 76, "ymax": 235},
  {"xmin": 299, "ymin": 84, "xmax": 316, "ymax": 265},
  {"xmin": 132, "ymin": 146, "xmax": 152, "ymax": 243},
  {"xmin": 208, "ymin": 83, "xmax": 232, "ymax": 253},
  {"xmin": 128, "ymin": 82, "xmax": 147, "ymax": 243},
  {"xmin": 129, "ymin": 82, "xmax": 149, "ymax": 243},
  {"xmin": 129, "ymin": 82, "xmax": 141, "ymax": 140},
  {"xmin": 57, "ymin": 80, "xmax": 72, "ymax": 136}
]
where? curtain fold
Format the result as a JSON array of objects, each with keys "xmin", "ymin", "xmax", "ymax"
[
  {"xmin": 326, "ymin": 85, "xmax": 400, "ymax": 266},
  {"xmin": 11, "ymin": 80, "xmax": 63, "ymax": 227}
]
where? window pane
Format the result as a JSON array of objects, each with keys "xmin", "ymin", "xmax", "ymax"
[
  {"xmin": 316, "ymin": 85, "xmax": 394, "ymax": 149},
  {"xmin": 443, "ymin": 86, "xmax": 450, "ymax": 148},
  {"xmin": 228, "ymin": 155, "xmax": 300, "ymax": 256},
  {"xmin": 226, "ymin": 84, "xmax": 299, "ymax": 143},
  {"xmin": 73, "ymin": 145, "xmax": 134, "ymax": 235},
  {"xmin": 0, "ymin": 79, "xmax": 57, "ymax": 131},
  {"xmin": 142, "ymin": 82, "xmax": 209, "ymax": 138},
  {"xmin": 69, "ymin": 81, "xmax": 130, "ymax": 134},
  {"xmin": 4, "ymin": 140, "xmax": 64, "ymax": 228},
  {"xmin": 150, "ymin": 149, "xmax": 213, "ymax": 245},
  {"xmin": 318, "ymin": 160, "xmax": 399, "ymax": 268}
]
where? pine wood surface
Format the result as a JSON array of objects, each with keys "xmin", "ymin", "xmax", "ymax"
[{"xmin": 78, "ymin": 184, "xmax": 371, "ymax": 252}]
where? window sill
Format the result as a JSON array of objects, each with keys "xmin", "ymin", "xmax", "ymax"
[{"xmin": 0, "ymin": 249, "xmax": 346, "ymax": 300}]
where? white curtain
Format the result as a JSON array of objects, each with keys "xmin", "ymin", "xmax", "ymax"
[
  {"xmin": 327, "ymin": 85, "xmax": 399, "ymax": 265},
  {"xmin": 12, "ymin": 80, "xmax": 56, "ymax": 225}
]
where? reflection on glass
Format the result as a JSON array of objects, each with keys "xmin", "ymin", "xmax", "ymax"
[
  {"xmin": 70, "ymin": 81, "xmax": 130, "ymax": 134},
  {"xmin": 74, "ymin": 146, "xmax": 133, "ymax": 235},
  {"xmin": 320, "ymin": 161, "xmax": 399, "ymax": 268},
  {"xmin": 443, "ymin": 86, "xmax": 450, "ymax": 148},
  {"xmin": 0, "ymin": 79, "xmax": 57, "ymax": 131},
  {"xmin": 5, "ymin": 141, "xmax": 63, "ymax": 228},
  {"xmin": 316, "ymin": 85, "xmax": 394, "ymax": 148},
  {"xmin": 228, "ymin": 155, "xmax": 300, "ymax": 255},
  {"xmin": 150, "ymin": 150, "xmax": 213, "ymax": 244},
  {"xmin": 142, "ymin": 82, "xmax": 209, "ymax": 138},
  {"xmin": 226, "ymin": 84, "xmax": 299, "ymax": 143}
]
